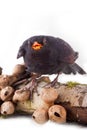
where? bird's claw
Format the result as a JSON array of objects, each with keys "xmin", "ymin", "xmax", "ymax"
[
  {"xmin": 44, "ymin": 74, "xmax": 59, "ymax": 88},
  {"xmin": 24, "ymin": 78, "xmax": 38, "ymax": 100}
]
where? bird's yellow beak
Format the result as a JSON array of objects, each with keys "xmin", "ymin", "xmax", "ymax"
[{"xmin": 32, "ymin": 42, "xmax": 43, "ymax": 50}]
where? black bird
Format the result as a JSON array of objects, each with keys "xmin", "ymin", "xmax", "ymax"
[{"xmin": 17, "ymin": 35, "xmax": 86, "ymax": 86}]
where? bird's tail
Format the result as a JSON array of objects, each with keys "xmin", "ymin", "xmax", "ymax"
[{"xmin": 63, "ymin": 63, "xmax": 86, "ymax": 74}]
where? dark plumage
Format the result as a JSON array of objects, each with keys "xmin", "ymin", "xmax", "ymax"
[{"xmin": 17, "ymin": 35, "xmax": 86, "ymax": 75}]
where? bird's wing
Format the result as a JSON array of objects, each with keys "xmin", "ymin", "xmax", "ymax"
[{"xmin": 56, "ymin": 38, "xmax": 78, "ymax": 64}]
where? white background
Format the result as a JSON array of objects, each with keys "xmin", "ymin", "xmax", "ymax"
[{"xmin": 0, "ymin": 0, "xmax": 87, "ymax": 129}]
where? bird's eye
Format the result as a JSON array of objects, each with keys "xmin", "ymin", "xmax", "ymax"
[{"xmin": 32, "ymin": 42, "xmax": 43, "ymax": 50}]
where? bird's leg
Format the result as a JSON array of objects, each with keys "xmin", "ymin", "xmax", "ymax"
[
  {"xmin": 14, "ymin": 72, "xmax": 40, "ymax": 100},
  {"xmin": 23, "ymin": 73, "xmax": 41, "ymax": 99},
  {"xmin": 50, "ymin": 74, "xmax": 59, "ymax": 87},
  {"xmin": 44, "ymin": 74, "xmax": 59, "ymax": 88},
  {"xmin": 24, "ymin": 78, "xmax": 38, "ymax": 99}
]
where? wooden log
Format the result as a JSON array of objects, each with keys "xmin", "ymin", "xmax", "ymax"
[
  {"xmin": 15, "ymin": 77, "xmax": 87, "ymax": 125},
  {"xmin": 56, "ymin": 102, "xmax": 87, "ymax": 124}
]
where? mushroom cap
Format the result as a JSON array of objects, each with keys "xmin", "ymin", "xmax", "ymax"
[
  {"xmin": 13, "ymin": 88, "xmax": 30, "ymax": 102},
  {"xmin": 0, "ymin": 75, "xmax": 10, "ymax": 88},
  {"xmin": 1, "ymin": 101, "xmax": 15, "ymax": 115},
  {"xmin": 48, "ymin": 105, "xmax": 66, "ymax": 123},
  {"xmin": 32, "ymin": 108, "xmax": 48, "ymax": 124},
  {"xmin": 41, "ymin": 87, "xmax": 58, "ymax": 103},
  {"xmin": 0, "ymin": 86, "xmax": 14, "ymax": 101},
  {"xmin": 12, "ymin": 64, "xmax": 26, "ymax": 76}
]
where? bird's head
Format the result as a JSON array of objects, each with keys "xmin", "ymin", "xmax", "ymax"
[
  {"xmin": 17, "ymin": 36, "xmax": 49, "ymax": 59},
  {"xmin": 29, "ymin": 36, "xmax": 47, "ymax": 51}
]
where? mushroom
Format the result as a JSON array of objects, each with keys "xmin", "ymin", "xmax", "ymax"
[
  {"xmin": 41, "ymin": 87, "xmax": 58, "ymax": 103},
  {"xmin": 0, "ymin": 86, "xmax": 14, "ymax": 101},
  {"xmin": 48, "ymin": 105, "xmax": 67, "ymax": 123},
  {"xmin": 0, "ymin": 75, "xmax": 10, "ymax": 89},
  {"xmin": 13, "ymin": 88, "xmax": 30, "ymax": 102},
  {"xmin": 12, "ymin": 64, "xmax": 26, "ymax": 76},
  {"xmin": 32, "ymin": 108, "xmax": 48, "ymax": 124},
  {"xmin": 0, "ymin": 75, "xmax": 17, "ymax": 89},
  {"xmin": 1, "ymin": 101, "xmax": 15, "ymax": 115}
]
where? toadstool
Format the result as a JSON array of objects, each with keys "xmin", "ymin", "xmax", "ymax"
[
  {"xmin": 48, "ymin": 105, "xmax": 67, "ymax": 123},
  {"xmin": 32, "ymin": 107, "xmax": 48, "ymax": 124},
  {"xmin": 41, "ymin": 87, "xmax": 58, "ymax": 103},
  {"xmin": 12, "ymin": 64, "xmax": 26, "ymax": 76},
  {"xmin": 0, "ymin": 86, "xmax": 14, "ymax": 101},
  {"xmin": 13, "ymin": 88, "xmax": 30, "ymax": 102},
  {"xmin": 0, "ymin": 75, "xmax": 17, "ymax": 89},
  {"xmin": 1, "ymin": 101, "xmax": 15, "ymax": 115},
  {"xmin": 0, "ymin": 75, "xmax": 10, "ymax": 89}
]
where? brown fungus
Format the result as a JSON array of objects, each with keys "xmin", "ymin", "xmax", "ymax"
[
  {"xmin": 48, "ymin": 105, "xmax": 67, "ymax": 123},
  {"xmin": 13, "ymin": 88, "xmax": 30, "ymax": 102},
  {"xmin": 0, "ymin": 75, "xmax": 10, "ymax": 88},
  {"xmin": 41, "ymin": 87, "xmax": 58, "ymax": 103},
  {"xmin": 0, "ymin": 75, "xmax": 17, "ymax": 89},
  {"xmin": 0, "ymin": 86, "xmax": 14, "ymax": 101},
  {"xmin": 1, "ymin": 101, "xmax": 15, "ymax": 115},
  {"xmin": 32, "ymin": 108, "xmax": 48, "ymax": 124},
  {"xmin": 12, "ymin": 64, "xmax": 26, "ymax": 76}
]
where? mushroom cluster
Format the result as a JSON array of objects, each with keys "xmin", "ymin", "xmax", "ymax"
[
  {"xmin": 32, "ymin": 87, "xmax": 66, "ymax": 124},
  {"xmin": 0, "ymin": 64, "xmax": 28, "ymax": 116},
  {"xmin": 0, "ymin": 64, "xmax": 67, "ymax": 124}
]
